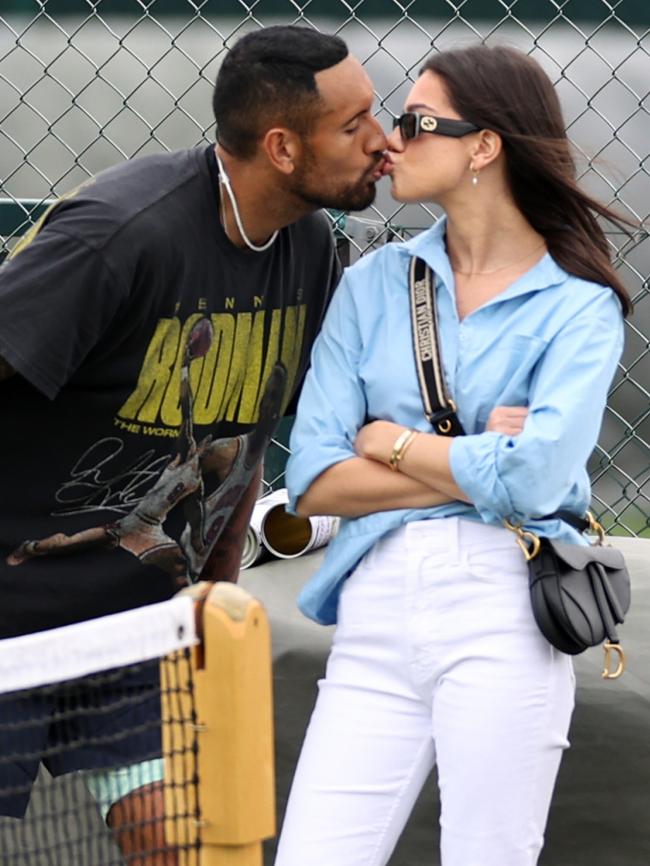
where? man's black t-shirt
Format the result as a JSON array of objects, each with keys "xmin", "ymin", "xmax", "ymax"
[{"xmin": 0, "ymin": 145, "xmax": 339, "ymax": 638}]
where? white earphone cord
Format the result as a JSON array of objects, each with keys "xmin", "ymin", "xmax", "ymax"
[{"xmin": 216, "ymin": 153, "xmax": 278, "ymax": 253}]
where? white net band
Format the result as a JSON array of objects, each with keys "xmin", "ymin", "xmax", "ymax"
[{"xmin": 0, "ymin": 597, "xmax": 197, "ymax": 695}]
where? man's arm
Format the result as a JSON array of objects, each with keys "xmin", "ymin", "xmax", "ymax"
[
  {"xmin": 0, "ymin": 355, "xmax": 14, "ymax": 382},
  {"xmin": 198, "ymin": 462, "xmax": 263, "ymax": 584},
  {"xmin": 0, "ymin": 205, "xmax": 130, "ymax": 400},
  {"xmin": 283, "ymin": 222, "xmax": 342, "ymax": 418}
]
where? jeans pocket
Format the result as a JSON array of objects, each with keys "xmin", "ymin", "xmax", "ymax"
[{"xmin": 465, "ymin": 544, "xmax": 527, "ymax": 585}]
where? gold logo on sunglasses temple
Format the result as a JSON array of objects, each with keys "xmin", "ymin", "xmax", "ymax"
[
  {"xmin": 420, "ymin": 116, "xmax": 438, "ymax": 132},
  {"xmin": 393, "ymin": 113, "xmax": 480, "ymax": 140}
]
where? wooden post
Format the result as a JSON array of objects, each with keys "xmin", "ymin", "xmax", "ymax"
[{"xmin": 161, "ymin": 581, "xmax": 275, "ymax": 866}]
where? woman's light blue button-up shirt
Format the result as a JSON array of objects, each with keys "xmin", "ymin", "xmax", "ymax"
[{"xmin": 286, "ymin": 218, "xmax": 625, "ymax": 625}]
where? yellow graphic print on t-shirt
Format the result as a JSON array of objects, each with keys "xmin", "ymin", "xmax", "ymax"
[{"xmin": 118, "ymin": 306, "xmax": 306, "ymax": 430}]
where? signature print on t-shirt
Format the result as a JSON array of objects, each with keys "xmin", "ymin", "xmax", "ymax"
[{"xmin": 7, "ymin": 319, "xmax": 287, "ymax": 586}]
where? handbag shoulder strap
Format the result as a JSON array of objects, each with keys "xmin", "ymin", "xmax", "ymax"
[
  {"xmin": 408, "ymin": 258, "xmax": 592, "ymax": 534},
  {"xmin": 543, "ymin": 510, "xmax": 590, "ymax": 533},
  {"xmin": 408, "ymin": 256, "xmax": 465, "ymax": 437}
]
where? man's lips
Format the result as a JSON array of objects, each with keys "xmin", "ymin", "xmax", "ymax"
[
  {"xmin": 369, "ymin": 157, "xmax": 394, "ymax": 180},
  {"xmin": 370, "ymin": 157, "xmax": 393, "ymax": 180}
]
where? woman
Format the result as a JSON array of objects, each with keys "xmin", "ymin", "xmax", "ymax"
[{"xmin": 274, "ymin": 44, "xmax": 631, "ymax": 866}]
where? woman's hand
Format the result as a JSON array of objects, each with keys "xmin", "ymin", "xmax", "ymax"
[
  {"xmin": 354, "ymin": 420, "xmax": 405, "ymax": 464},
  {"xmin": 486, "ymin": 406, "xmax": 528, "ymax": 436},
  {"xmin": 354, "ymin": 406, "xmax": 528, "ymax": 475},
  {"xmin": 354, "ymin": 420, "xmax": 467, "ymax": 503},
  {"xmin": 355, "ymin": 407, "xmax": 528, "ymax": 465}
]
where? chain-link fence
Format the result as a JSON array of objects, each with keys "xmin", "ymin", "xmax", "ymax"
[{"xmin": 1, "ymin": 0, "xmax": 648, "ymax": 535}]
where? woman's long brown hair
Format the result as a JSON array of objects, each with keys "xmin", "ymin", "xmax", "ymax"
[{"xmin": 422, "ymin": 44, "xmax": 634, "ymax": 316}]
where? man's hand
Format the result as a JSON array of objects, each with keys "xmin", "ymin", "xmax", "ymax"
[{"xmin": 486, "ymin": 406, "xmax": 529, "ymax": 436}]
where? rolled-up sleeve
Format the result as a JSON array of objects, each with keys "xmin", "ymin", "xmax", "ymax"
[
  {"xmin": 286, "ymin": 273, "xmax": 367, "ymax": 513},
  {"xmin": 449, "ymin": 290, "xmax": 625, "ymax": 524}
]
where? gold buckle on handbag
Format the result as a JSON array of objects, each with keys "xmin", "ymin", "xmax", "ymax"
[
  {"xmin": 586, "ymin": 510, "xmax": 606, "ymax": 545},
  {"xmin": 503, "ymin": 519, "xmax": 541, "ymax": 561}
]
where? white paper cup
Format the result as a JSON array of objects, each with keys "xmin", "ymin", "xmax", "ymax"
[
  {"xmin": 261, "ymin": 502, "xmax": 339, "ymax": 559},
  {"xmin": 240, "ymin": 525, "xmax": 269, "ymax": 570},
  {"xmin": 240, "ymin": 489, "xmax": 290, "ymax": 569}
]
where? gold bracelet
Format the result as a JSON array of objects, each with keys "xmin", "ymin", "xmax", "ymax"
[{"xmin": 388, "ymin": 428, "xmax": 418, "ymax": 471}]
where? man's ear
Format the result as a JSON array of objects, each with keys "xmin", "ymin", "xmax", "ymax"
[
  {"xmin": 262, "ymin": 126, "xmax": 302, "ymax": 174},
  {"xmin": 262, "ymin": 127, "xmax": 302, "ymax": 174}
]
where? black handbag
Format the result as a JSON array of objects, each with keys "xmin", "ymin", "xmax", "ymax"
[
  {"xmin": 504, "ymin": 516, "xmax": 630, "ymax": 678},
  {"xmin": 408, "ymin": 256, "xmax": 631, "ymax": 679}
]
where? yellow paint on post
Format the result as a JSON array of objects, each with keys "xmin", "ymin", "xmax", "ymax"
[{"xmin": 161, "ymin": 581, "xmax": 275, "ymax": 866}]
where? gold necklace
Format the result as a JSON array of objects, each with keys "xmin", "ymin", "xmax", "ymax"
[{"xmin": 452, "ymin": 241, "xmax": 546, "ymax": 276}]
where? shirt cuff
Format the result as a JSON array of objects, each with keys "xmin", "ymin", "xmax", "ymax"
[{"xmin": 449, "ymin": 432, "xmax": 515, "ymax": 524}]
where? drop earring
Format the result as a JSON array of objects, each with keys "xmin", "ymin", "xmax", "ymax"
[{"xmin": 470, "ymin": 164, "xmax": 479, "ymax": 187}]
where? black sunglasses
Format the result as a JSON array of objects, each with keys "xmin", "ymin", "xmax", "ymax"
[{"xmin": 392, "ymin": 112, "xmax": 480, "ymax": 140}]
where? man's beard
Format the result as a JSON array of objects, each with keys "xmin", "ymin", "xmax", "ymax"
[{"xmin": 289, "ymin": 150, "xmax": 378, "ymax": 212}]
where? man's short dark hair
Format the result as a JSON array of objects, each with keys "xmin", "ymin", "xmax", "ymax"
[{"xmin": 213, "ymin": 26, "xmax": 349, "ymax": 159}]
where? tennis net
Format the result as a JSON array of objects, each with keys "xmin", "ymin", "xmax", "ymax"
[{"xmin": 0, "ymin": 597, "xmax": 199, "ymax": 866}]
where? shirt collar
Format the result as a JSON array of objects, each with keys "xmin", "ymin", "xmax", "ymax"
[{"xmin": 403, "ymin": 216, "xmax": 568, "ymax": 307}]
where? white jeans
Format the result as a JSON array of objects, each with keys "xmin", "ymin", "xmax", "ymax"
[{"xmin": 275, "ymin": 518, "xmax": 575, "ymax": 866}]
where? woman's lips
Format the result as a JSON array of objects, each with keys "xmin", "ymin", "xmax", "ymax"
[{"xmin": 371, "ymin": 157, "xmax": 393, "ymax": 180}]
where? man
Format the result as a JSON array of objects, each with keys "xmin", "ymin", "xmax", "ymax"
[{"xmin": 0, "ymin": 25, "xmax": 387, "ymax": 863}]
